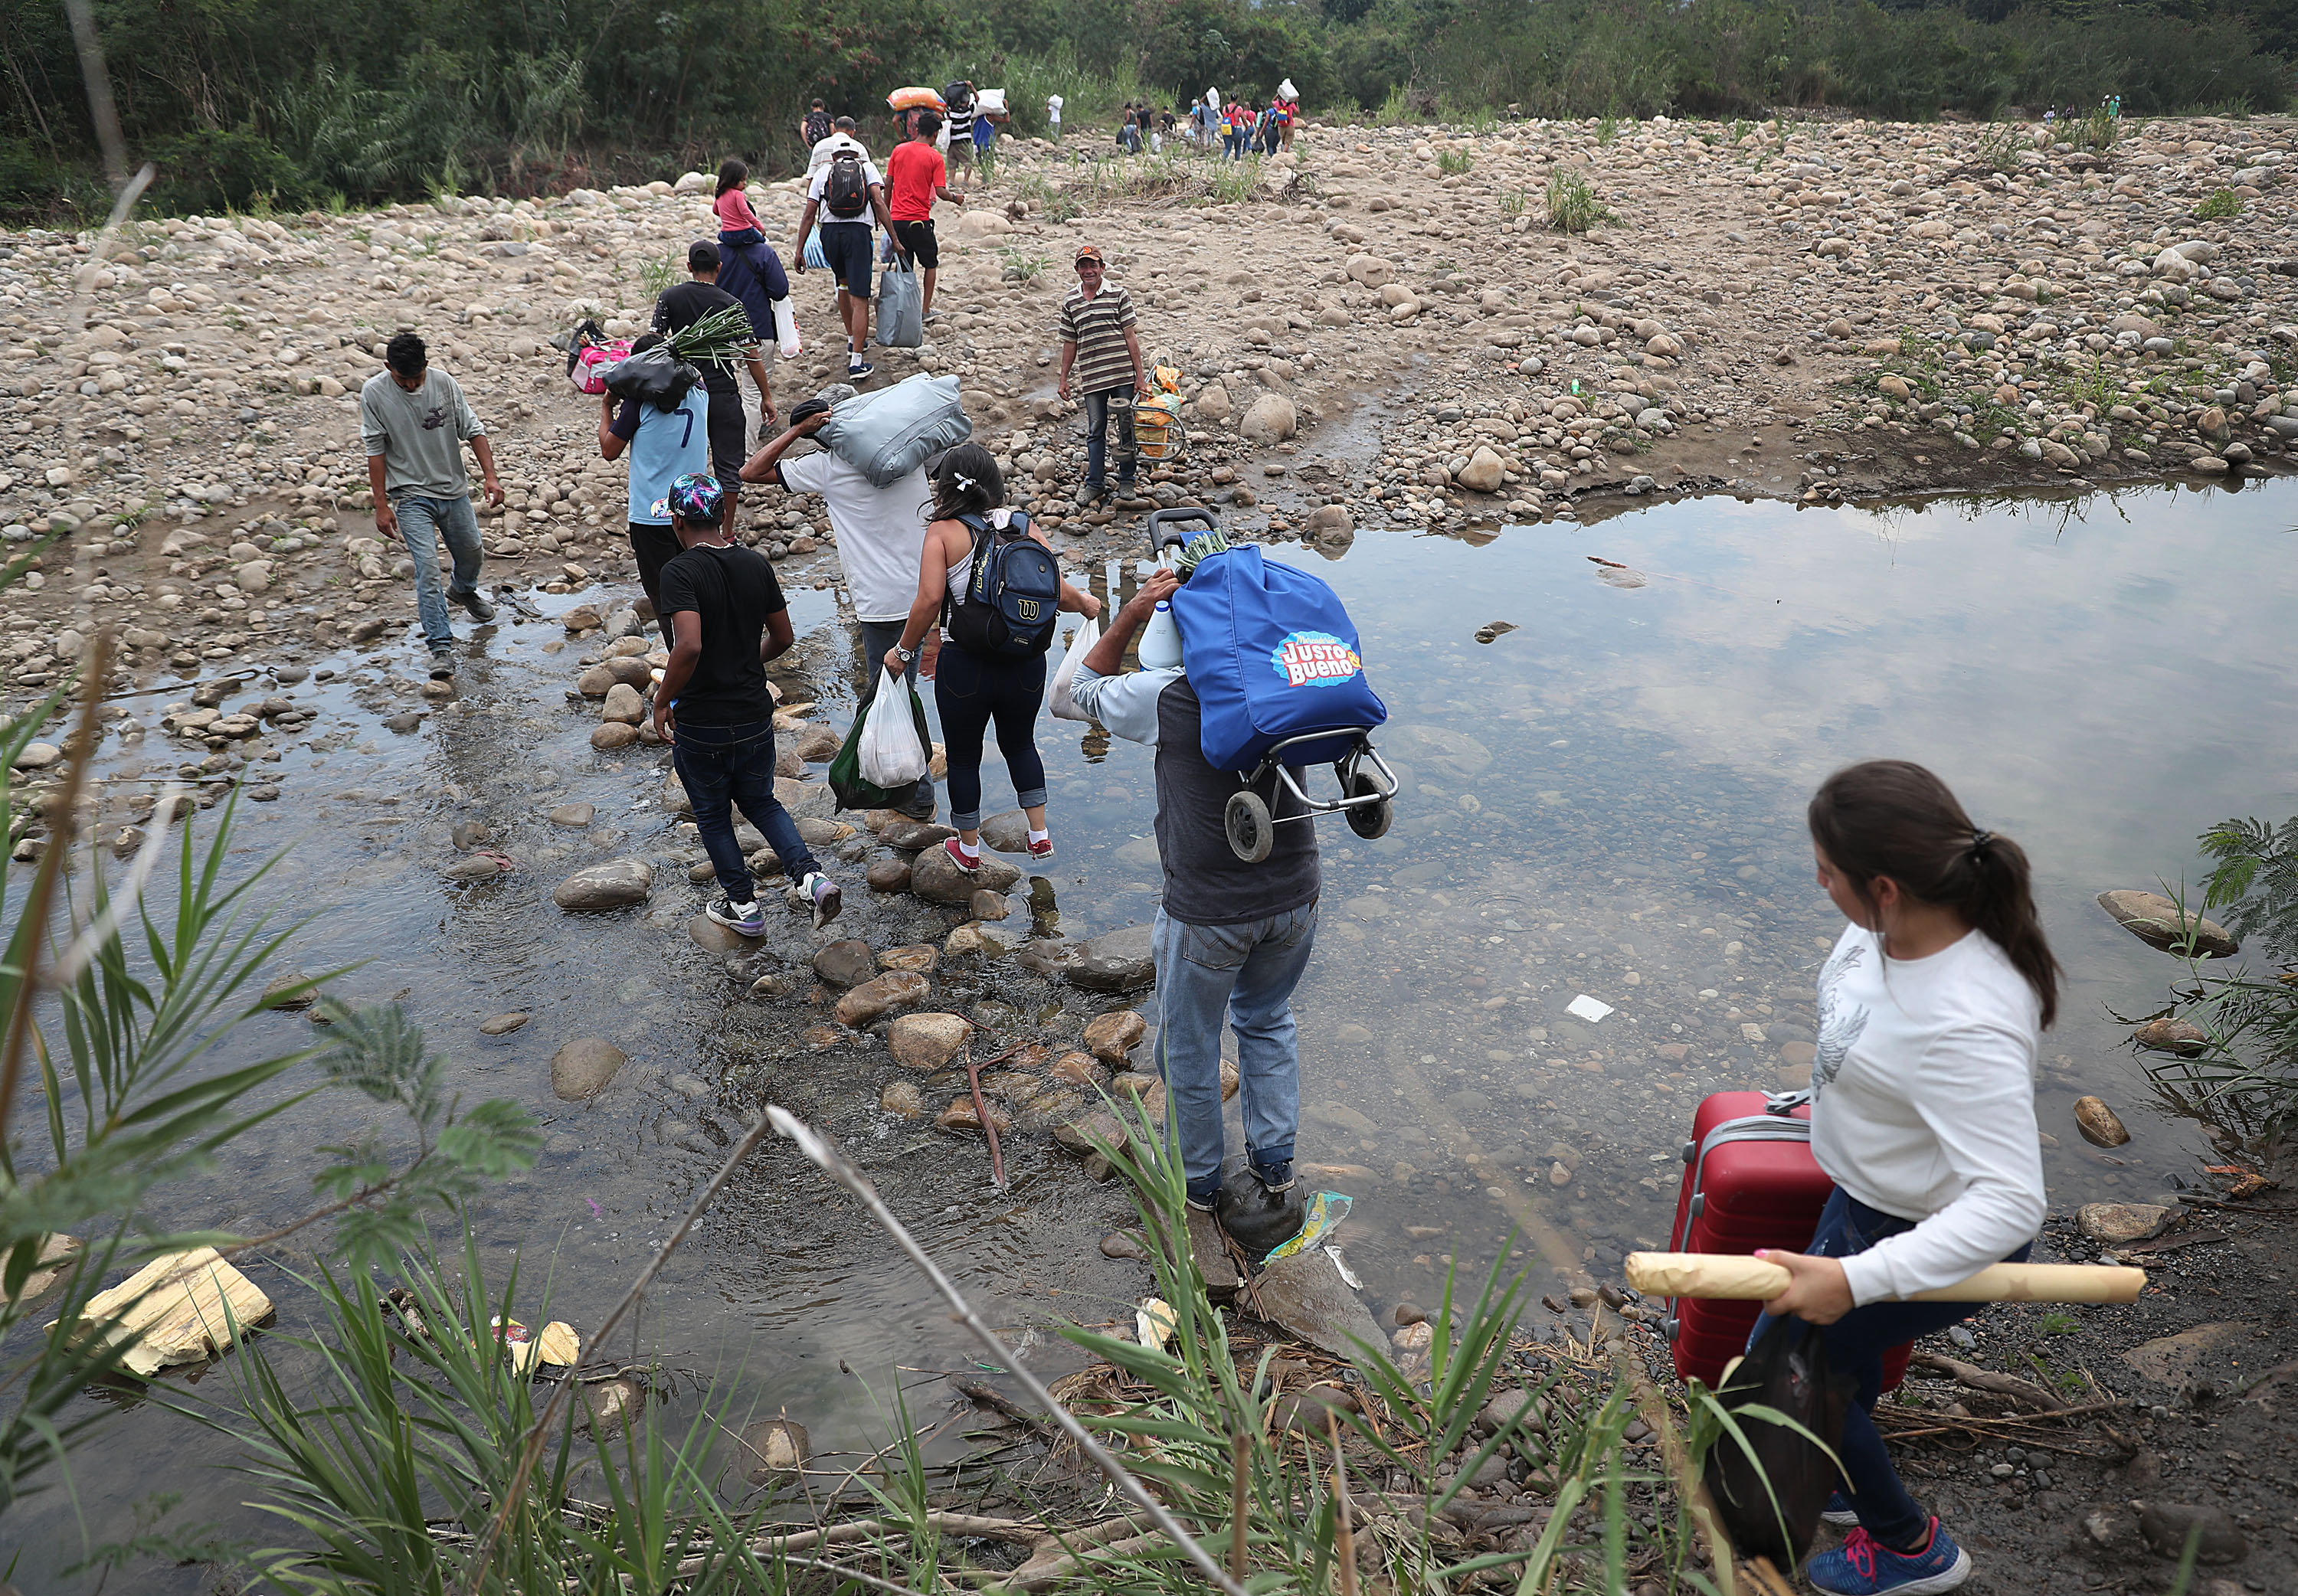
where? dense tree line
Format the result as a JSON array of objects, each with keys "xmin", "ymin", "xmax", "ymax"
[{"xmin": 0, "ymin": 0, "xmax": 2288, "ymax": 219}]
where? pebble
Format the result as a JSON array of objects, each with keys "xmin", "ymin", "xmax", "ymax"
[
  {"xmin": 2073, "ymin": 1094, "xmax": 2133, "ymax": 1148},
  {"xmin": 1083, "ymin": 1009, "xmax": 1148, "ymax": 1062},
  {"xmin": 812, "ymin": 939, "xmax": 878, "ymax": 987},
  {"xmin": 833, "ymin": 972, "xmax": 930, "ymax": 1028},
  {"xmin": 551, "ymin": 858, "xmax": 652, "ymax": 909},
  {"xmin": 479, "ymin": 1012, "xmax": 530, "ymax": 1035},
  {"xmin": 550, "ymin": 1037, "xmax": 628, "ymax": 1101},
  {"xmin": 1100, "ymin": 1231, "xmax": 1149, "ymax": 1261},
  {"xmin": 888, "ymin": 1012, "xmax": 971, "ymax": 1070}
]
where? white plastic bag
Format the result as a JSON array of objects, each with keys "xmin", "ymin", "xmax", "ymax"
[
  {"xmin": 767, "ymin": 293, "xmax": 801, "ymax": 360},
  {"xmin": 1049, "ymin": 615, "xmax": 1102, "ymax": 723},
  {"xmin": 859, "ymin": 666, "xmax": 928, "ymax": 787}
]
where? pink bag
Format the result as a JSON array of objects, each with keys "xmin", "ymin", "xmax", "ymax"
[{"xmin": 571, "ymin": 337, "xmax": 631, "ymax": 394}]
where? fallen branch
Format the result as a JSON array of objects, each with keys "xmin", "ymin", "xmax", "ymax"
[
  {"xmin": 1907, "ymin": 1352, "xmax": 2064, "ymax": 1414},
  {"xmin": 1007, "ymin": 1530, "xmax": 1165, "ymax": 1592},
  {"xmin": 954, "ymin": 1376, "xmax": 1055, "ymax": 1437}
]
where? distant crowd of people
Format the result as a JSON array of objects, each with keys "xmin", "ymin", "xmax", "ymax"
[{"xmin": 1111, "ymin": 89, "xmax": 1298, "ymax": 158}]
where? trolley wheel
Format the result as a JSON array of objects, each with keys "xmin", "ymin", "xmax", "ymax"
[
  {"xmin": 1344, "ymin": 772, "xmax": 1393, "ymax": 840},
  {"xmin": 1225, "ymin": 789, "xmax": 1275, "ymax": 863}
]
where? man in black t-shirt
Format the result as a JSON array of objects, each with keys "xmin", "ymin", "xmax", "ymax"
[
  {"xmin": 653, "ymin": 241, "xmax": 776, "ymax": 530},
  {"xmin": 653, "ymin": 473, "xmax": 842, "ymax": 933}
]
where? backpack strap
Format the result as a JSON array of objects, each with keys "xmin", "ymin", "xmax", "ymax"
[{"xmin": 940, "ymin": 514, "xmax": 991, "ymax": 630}]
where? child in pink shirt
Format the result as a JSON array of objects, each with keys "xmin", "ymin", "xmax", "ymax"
[{"xmin": 714, "ymin": 159, "xmax": 764, "ymax": 246}]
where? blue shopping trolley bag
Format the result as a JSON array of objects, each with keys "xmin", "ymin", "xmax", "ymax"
[{"xmin": 1170, "ymin": 544, "xmax": 1386, "ymax": 773}]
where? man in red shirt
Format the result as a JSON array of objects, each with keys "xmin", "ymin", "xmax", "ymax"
[{"xmin": 883, "ymin": 113, "xmax": 965, "ymax": 323}]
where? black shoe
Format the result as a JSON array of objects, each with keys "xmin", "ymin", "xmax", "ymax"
[
  {"xmin": 1079, "ymin": 482, "xmax": 1108, "ymax": 507},
  {"xmin": 427, "ymin": 649, "xmax": 457, "ymax": 681},
  {"xmin": 899, "ymin": 792, "xmax": 938, "ymax": 823},
  {"xmin": 1252, "ymin": 1158, "xmax": 1295, "ymax": 1195},
  {"xmin": 1215, "ymin": 1154, "xmax": 1306, "ymax": 1258},
  {"xmin": 453, "ymin": 587, "xmax": 496, "ymax": 623}
]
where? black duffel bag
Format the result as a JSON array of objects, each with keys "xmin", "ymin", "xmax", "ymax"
[{"xmin": 604, "ymin": 345, "xmax": 704, "ymax": 411}]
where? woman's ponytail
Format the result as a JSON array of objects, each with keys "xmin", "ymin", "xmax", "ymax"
[{"xmin": 1808, "ymin": 760, "xmax": 2061, "ymax": 1028}]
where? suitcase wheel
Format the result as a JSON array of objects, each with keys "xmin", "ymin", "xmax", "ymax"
[
  {"xmin": 1688, "ymin": 1193, "xmax": 1704, "ymax": 1220},
  {"xmin": 1681, "ymin": 1139, "xmax": 1696, "ymax": 1165}
]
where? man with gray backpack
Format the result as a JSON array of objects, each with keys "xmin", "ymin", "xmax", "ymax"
[
  {"xmin": 794, "ymin": 141, "xmax": 893, "ymax": 379},
  {"xmin": 881, "ymin": 444, "xmax": 1100, "ymax": 870}
]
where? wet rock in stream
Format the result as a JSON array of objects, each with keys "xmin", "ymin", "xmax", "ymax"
[
  {"xmin": 551, "ymin": 1038, "xmax": 629, "ymax": 1101},
  {"xmin": 552, "ymin": 857, "xmax": 652, "ymax": 910}
]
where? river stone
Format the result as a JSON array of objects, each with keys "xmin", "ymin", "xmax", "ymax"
[
  {"xmin": 777, "ymin": 777, "xmax": 836, "ymax": 821},
  {"xmin": 14, "ymin": 741, "xmax": 62, "ymax": 770},
  {"xmin": 980, "ymin": 810, "xmax": 1032, "ymax": 853},
  {"xmin": 1084, "ymin": 1009, "xmax": 1147, "ymax": 1061},
  {"xmin": 1255, "ymin": 1248, "xmax": 1383, "ymax": 1358},
  {"xmin": 835, "ymin": 971, "xmax": 930, "ymax": 1027},
  {"xmin": 591, "ymin": 723, "xmax": 640, "ymax": 751},
  {"xmin": 2140, "ymin": 1502, "xmax": 2246, "ymax": 1564},
  {"xmin": 2133, "ymin": 1017, "xmax": 2208, "ymax": 1055},
  {"xmin": 689, "ymin": 914, "xmax": 751, "ymax": 952},
  {"xmin": 2073, "ymin": 1094, "xmax": 2132, "ymax": 1147},
  {"xmin": 971, "ymin": 888, "xmax": 1012, "ymax": 920},
  {"xmin": 1052, "ymin": 1051, "xmax": 1110, "ymax": 1087},
  {"xmin": 601, "ymin": 683, "xmax": 646, "ymax": 724},
  {"xmin": 606, "ymin": 656, "xmax": 654, "ymax": 686},
  {"xmin": 911, "ymin": 842, "xmax": 1021, "ymax": 904},
  {"xmin": 552, "ymin": 1038, "xmax": 628, "ymax": 1101},
  {"xmin": 880, "ymin": 1078, "xmax": 925, "ymax": 1120},
  {"xmin": 442, "ymin": 855, "xmax": 509, "ymax": 883},
  {"xmin": 548, "ymin": 803, "xmax": 597, "ymax": 828},
  {"xmin": 1455, "ymin": 446, "xmax": 1507, "ymax": 493},
  {"xmin": 480, "ymin": 1012, "xmax": 529, "ymax": 1035},
  {"xmin": 577, "ymin": 663, "xmax": 616, "ymax": 697},
  {"xmin": 882, "ymin": 819, "xmax": 958, "ymax": 850},
  {"xmin": 2095, "ymin": 890, "xmax": 2237, "ymax": 958},
  {"xmin": 741, "ymin": 1418, "xmax": 810, "ymax": 1483},
  {"xmin": 813, "ymin": 940, "xmax": 878, "ymax": 986},
  {"xmin": 579, "ymin": 1376, "xmax": 644, "ymax": 1437},
  {"xmin": 793, "ymin": 724, "xmax": 840, "ymax": 761},
  {"xmin": 552, "ymin": 857, "xmax": 651, "ymax": 909},
  {"xmin": 1101, "ymin": 1231, "xmax": 1149, "ymax": 1261},
  {"xmin": 866, "ymin": 859, "xmax": 913, "ymax": 892},
  {"xmin": 2077, "ymin": 1202, "xmax": 2172, "ymax": 1244},
  {"xmin": 938, "ymin": 1095, "xmax": 1014, "ymax": 1133},
  {"xmin": 879, "ymin": 944, "xmax": 939, "ymax": 973},
  {"xmin": 889, "ymin": 1012, "xmax": 971, "ymax": 1069},
  {"xmin": 1066, "ymin": 924, "xmax": 1155, "ymax": 991}
]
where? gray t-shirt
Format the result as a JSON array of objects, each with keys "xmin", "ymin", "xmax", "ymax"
[{"xmin": 360, "ymin": 369, "xmax": 483, "ymax": 501}]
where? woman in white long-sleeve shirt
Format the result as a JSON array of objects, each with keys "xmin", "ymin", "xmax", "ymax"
[{"xmin": 1754, "ymin": 759, "xmax": 2061, "ymax": 1596}]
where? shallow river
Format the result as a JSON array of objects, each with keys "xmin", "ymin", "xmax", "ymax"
[{"xmin": 8, "ymin": 473, "xmax": 2293, "ymax": 1588}]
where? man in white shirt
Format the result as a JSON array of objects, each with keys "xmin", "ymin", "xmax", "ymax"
[
  {"xmin": 1046, "ymin": 93, "xmax": 1064, "ymax": 142},
  {"xmin": 794, "ymin": 137, "xmax": 894, "ymax": 378},
  {"xmin": 739, "ymin": 388, "xmax": 937, "ymax": 819},
  {"xmin": 805, "ymin": 115, "xmax": 870, "ymax": 182}
]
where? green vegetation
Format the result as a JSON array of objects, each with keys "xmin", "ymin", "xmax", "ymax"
[
  {"xmin": 2, "ymin": 0, "xmax": 2291, "ymax": 220},
  {"xmin": 2195, "ymin": 188, "xmax": 2247, "ymax": 220},
  {"xmin": 999, "ymin": 246, "xmax": 1052, "ymax": 283},
  {"xmin": 1545, "ymin": 169, "xmax": 1619, "ymax": 234},
  {"xmin": 1436, "ymin": 148, "xmax": 1474, "ymax": 175}
]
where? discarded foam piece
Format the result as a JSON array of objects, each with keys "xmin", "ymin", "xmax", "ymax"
[
  {"xmin": 57, "ymin": 1245, "xmax": 271, "ymax": 1378},
  {"xmin": 1254, "ymin": 1249, "xmax": 1385, "ymax": 1360}
]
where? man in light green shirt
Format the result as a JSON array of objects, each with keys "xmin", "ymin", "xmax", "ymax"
[{"xmin": 360, "ymin": 331, "xmax": 505, "ymax": 679}]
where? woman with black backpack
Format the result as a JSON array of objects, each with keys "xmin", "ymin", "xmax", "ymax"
[{"xmin": 882, "ymin": 445, "xmax": 1101, "ymax": 872}]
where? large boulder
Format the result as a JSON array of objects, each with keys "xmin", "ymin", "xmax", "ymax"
[
  {"xmin": 552, "ymin": 858, "xmax": 652, "ymax": 909},
  {"xmin": 552, "ymin": 1038, "xmax": 628, "ymax": 1101},
  {"xmin": 911, "ymin": 842, "xmax": 1022, "ymax": 904},
  {"xmin": 2095, "ymin": 890, "xmax": 2237, "ymax": 957},
  {"xmin": 1066, "ymin": 924, "xmax": 1155, "ymax": 992},
  {"xmin": 1239, "ymin": 393, "xmax": 1298, "ymax": 446}
]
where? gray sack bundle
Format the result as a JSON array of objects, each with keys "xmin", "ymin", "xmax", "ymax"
[{"xmin": 817, "ymin": 374, "xmax": 973, "ymax": 487}]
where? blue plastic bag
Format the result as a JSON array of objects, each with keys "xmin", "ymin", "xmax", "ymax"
[{"xmin": 1170, "ymin": 545, "xmax": 1386, "ymax": 773}]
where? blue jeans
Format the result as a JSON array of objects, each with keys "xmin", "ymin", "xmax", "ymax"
[
  {"xmin": 935, "ymin": 643, "xmax": 1048, "ymax": 832},
  {"xmin": 1082, "ymin": 390, "xmax": 1136, "ymax": 493},
  {"xmin": 1151, "ymin": 903, "xmax": 1319, "ymax": 1199},
  {"xmin": 393, "ymin": 494, "xmax": 484, "ymax": 651},
  {"xmin": 671, "ymin": 717, "xmax": 819, "ymax": 904},
  {"xmin": 856, "ymin": 620, "xmax": 936, "ymax": 817},
  {"xmin": 1746, "ymin": 1187, "xmax": 2034, "ymax": 1551}
]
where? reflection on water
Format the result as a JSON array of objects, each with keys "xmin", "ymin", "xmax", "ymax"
[{"xmin": 5, "ymin": 475, "xmax": 2292, "ymax": 1589}]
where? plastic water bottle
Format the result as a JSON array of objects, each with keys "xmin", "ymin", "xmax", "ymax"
[{"xmin": 1137, "ymin": 600, "xmax": 1183, "ymax": 670}]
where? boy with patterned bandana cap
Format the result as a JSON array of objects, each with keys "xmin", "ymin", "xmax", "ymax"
[{"xmin": 652, "ymin": 473, "xmax": 842, "ymax": 933}]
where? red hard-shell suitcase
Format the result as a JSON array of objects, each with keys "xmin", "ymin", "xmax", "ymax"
[{"xmin": 1664, "ymin": 1091, "xmax": 1910, "ymax": 1393}]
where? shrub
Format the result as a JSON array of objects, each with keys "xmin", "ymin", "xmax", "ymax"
[
  {"xmin": 2195, "ymin": 188, "xmax": 2245, "ymax": 221},
  {"xmin": 146, "ymin": 125, "xmax": 309, "ymax": 214},
  {"xmin": 1435, "ymin": 148, "xmax": 1471, "ymax": 175},
  {"xmin": 1546, "ymin": 168, "xmax": 1618, "ymax": 233}
]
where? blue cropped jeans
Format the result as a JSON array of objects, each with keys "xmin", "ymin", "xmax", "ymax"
[{"xmin": 392, "ymin": 493, "xmax": 484, "ymax": 651}]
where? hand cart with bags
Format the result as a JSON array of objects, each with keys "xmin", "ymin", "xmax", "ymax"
[{"xmin": 1151, "ymin": 507, "xmax": 1398, "ymax": 862}]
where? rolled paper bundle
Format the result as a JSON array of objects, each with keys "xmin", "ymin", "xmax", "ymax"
[{"xmin": 1623, "ymin": 1253, "xmax": 2146, "ymax": 1304}]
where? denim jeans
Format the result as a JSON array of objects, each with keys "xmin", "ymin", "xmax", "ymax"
[
  {"xmin": 393, "ymin": 494, "xmax": 484, "ymax": 651},
  {"xmin": 1082, "ymin": 389, "xmax": 1136, "ymax": 492},
  {"xmin": 1151, "ymin": 902, "xmax": 1319, "ymax": 1199},
  {"xmin": 855, "ymin": 619, "xmax": 936, "ymax": 817},
  {"xmin": 1746, "ymin": 1186, "xmax": 2035, "ymax": 1551},
  {"xmin": 935, "ymin": 643, "xmax": 1048, "ymax": 831},
  {"xmin": 671, "ymin": 717, "xmax": 819, "ymax": 904}
]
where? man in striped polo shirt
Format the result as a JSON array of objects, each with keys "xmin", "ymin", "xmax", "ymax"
[{"xmin": 1055, "ymin": 244, "xmax": 1149, "ymax": 506}]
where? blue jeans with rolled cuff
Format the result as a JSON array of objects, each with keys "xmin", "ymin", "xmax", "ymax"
[
  {"xmin": 671, "ymin": 716, "xmax": 818, "ymax": 905},
  {"xmin": 1745, "ymin": 1186, "xmax": 2034, "ymax": 1552},
  {"xmin": 1082, "ymin": 389, "xmax": 1136, "ymax": 492},
  {"xmin": 392, "ymin": 493, "xmax": 484, "ymax": 652},
  {"xmin": 934, "ymin": 643, "xmax": 1047, "ymax": 832},
  {"xmin": 1151, "ymin": 903, "xmax": 1319, "ymax": 1201}
]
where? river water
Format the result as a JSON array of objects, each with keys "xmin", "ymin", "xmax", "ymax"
[{"xmin": 8, "ymin": 473, "xmax": 2293, "ymax": 1588}]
